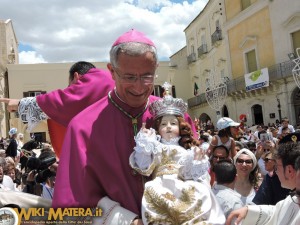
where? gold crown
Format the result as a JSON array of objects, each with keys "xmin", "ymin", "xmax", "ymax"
[{"xmin": 149, "ymin": 82, "xmax": 187, "ymax": 119}]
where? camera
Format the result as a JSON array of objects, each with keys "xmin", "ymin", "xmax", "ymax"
[{"xmin": 26, "ymin": 155, "xmax": 56, "ymax": 183}]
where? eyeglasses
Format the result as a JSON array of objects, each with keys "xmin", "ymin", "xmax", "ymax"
[
  {"xmin": 213, "ymin": 155, "xmax": 227, "ymax": 160},
  {"xmin": 290, "ymin": 190, "xmax": 300, "ymax": 206},
  {"xmin": 264, "ymin": 158, "xmax": 274, "ymax": 163},
  {"xmin": 113, "ymin": 68, "xmax": 155, "ymax": 84},
  {"xmin": 236, "ymin": 158, "xmax": 253, "ymax": 165}
]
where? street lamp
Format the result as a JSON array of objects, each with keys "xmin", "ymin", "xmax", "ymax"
[{"xmin": 277, "ymin": 97, "xmax": 282, "ymax": 122}]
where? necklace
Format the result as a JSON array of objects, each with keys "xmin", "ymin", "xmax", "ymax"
[{"xmin": 108, "ymin": 91, "xmax": 149, "ymax": 136}]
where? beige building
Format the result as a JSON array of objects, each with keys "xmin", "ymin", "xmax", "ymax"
[
  {"xmin": 179, "ymin": 0, "xmax": 229, "ymax": 124},
  {"xmin": 0, "ymin": 19, "xmax": 18, "ymax": 138},
  {"xmin": 171, "ymin": 0, "xmax": 300, "ymax": 129}
]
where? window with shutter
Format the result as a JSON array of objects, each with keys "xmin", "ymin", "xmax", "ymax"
[{"xmin": 246, "ymin": 49, "xmax": 258, "ymax": 73}]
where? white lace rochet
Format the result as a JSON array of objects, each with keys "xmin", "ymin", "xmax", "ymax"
[
  {"xmin": 131, "ymin": 128, "xmax": 210, "ymax": 181},
  {"xmin": 18, "ymin": 97, "xmax": 48, "ymax": 131}
]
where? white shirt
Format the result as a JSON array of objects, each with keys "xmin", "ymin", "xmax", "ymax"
[
  {"xmin": 242, "ymin": 195, "xmax": 300, "ymax": 225},
  {"xmin": 234, "ymin": 187, "xmax": 256, "ymax": 205},
  {"xmin": 0, "ymin": 175, "xmax": 15, "ymax": 191},
  {"xmin": 41, "ymin": 183, "xmax": 54, "ymax": 200},
  {"xmin": 278, "ymin": 124, "xmax": 295, "ymax": 135},
  {"xmin": 258, "ymin": 157, "xmax": 268, "ymax": 176},
  {"xmin": 212, "ymin": 184, "xmax": 244, "ymax": 218}
]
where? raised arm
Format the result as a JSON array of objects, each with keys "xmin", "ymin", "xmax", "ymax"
[
  {"xmin": 36, "ymin": 68, "xmax": 114, "ymax": 127},
  {"xmin": 0, "ymin": 68, "xmax": 114, "ymax": 130},
  {"xmin": 0, "ymin": 98, "xmax": 20, "ymax": 112}
]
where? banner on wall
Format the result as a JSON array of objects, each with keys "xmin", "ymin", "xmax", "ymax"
[{"xmin": 244, "ymin": 68, "xmax": 269, "ymax": 91}]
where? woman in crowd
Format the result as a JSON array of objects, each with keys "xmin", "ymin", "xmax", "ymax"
[
  {"xmin": 233, "ymin": 148, "xmax": 259, "ymax": 205},
  {"xmin": 208, "ymin": 117, "xmax": 240, "ymax": 158},
  {"xmin": 3, "ymin": 162, "xmax": 21, "ymax": 191}
]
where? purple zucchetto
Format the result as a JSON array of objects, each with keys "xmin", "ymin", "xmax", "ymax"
[{"xmin": 112, "ymin": 29, "xmax": 155, "ymax": 47}]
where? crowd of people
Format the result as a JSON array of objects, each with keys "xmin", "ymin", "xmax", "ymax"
[{"xmin": 0, "ymin": 29, "xmax": 299, "ymax": 225}]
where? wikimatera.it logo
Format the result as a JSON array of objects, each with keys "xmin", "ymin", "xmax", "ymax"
[{"xmin": 0, "ymin": 207, "xmax": 103, "ymax": 225}]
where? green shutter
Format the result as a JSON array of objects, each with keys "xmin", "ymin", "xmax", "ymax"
[
  {"xmin": 292, "ymin": 30, "xmax": 300, "ymax": 54},
  {"xmin": 246, "ymin": 49, "xmax": 258, "ymax": 73}
]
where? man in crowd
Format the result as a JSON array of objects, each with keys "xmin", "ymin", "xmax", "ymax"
[
  {"xmin": 212, "ymin": 160, "xmax": 244, "ymax": 218},
  {"xmin": 0, "ymin": 61, "xmax": 114, "ymax": 157},
  {"xmin": 277, "ymin": 117, "xmax": 295, "ymax": 139},
  {"xmin": 226, "ymin": 133, "xmax": 300, "ymax": 225},
  {"xmin": 52, "ymin": 29, "xmax": 197, "ymax": 225},
  {"xmin": 0, "ymin": 61, "xmax": 114, "ymax": 129}
]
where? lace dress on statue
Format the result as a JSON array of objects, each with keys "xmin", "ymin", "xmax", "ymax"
[{"xmin": 129, "ymin": 129, "xmax": 225, "ymax": 225}]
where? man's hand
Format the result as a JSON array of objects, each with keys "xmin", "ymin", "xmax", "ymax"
[
  {"xmin": 26, "ymin": 170, "xmax": 36, "ymax": 182},
  {"xmin": 0, "ymin": 98, "xmax": 20, "ymax": 112},
  {"xmin": 226, "ymin": 206, "xmax": 248, "ymax": 225},
  {"xmin": 255, "ymin": 142, "xmax": 264, "ymax": 159}
]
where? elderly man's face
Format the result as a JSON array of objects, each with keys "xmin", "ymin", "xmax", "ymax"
[{"xmin": 110, "ymin": 52, "xmax": 157, "ymax": 108}]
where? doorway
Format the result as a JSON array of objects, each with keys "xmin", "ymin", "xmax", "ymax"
[
  {"xmin": 222, "ymin": 105, "xmax": 229, "ymax": 117},
  {"xmin": 252, "ymin": 104, "xmax": 264, "ymax": 125}
]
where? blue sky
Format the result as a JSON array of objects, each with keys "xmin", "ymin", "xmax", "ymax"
[
  {"xmin": 1, "ymin": 0, "xmax": 208, "ymax": 63},
  {"xmin": 19, "ymin": 43, "xmax": 34, "ymax": 52}
]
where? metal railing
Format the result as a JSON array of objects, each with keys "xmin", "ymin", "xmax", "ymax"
[
  {"xmin": 188, "ymin": 59, "xmax": 295, "ymax": 108},
  {"xmin": 197, "ymin": 44, "xmax": 208, "ymax": 57},
  {"xmin": 211, "ymin": 29, "xmax": 222, "ymax": 45},
  {"xmin": 187, "ymin": 53, "xmax": 196, "ymax": 64}
]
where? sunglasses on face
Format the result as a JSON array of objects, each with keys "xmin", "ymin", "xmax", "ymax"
[
  {"xmin": 264, "ymin": 158, "xmax": 274, "ymax": 163},
  {"xmin": 236, "ymin": 158, "xmax": 253, "ymax": 165}
]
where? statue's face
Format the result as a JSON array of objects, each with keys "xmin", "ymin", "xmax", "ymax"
[{"xmin": 158, "ymin": 115, "xmax": 180, "ymax": 141}]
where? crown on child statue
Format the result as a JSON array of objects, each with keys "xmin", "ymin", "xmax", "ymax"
[{"xmin": 149, "ymin": 82, "xmax": 188, "ymax": 119}]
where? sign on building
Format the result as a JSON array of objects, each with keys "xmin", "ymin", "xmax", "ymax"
[{"xmin": 244, "ymin": 68, "xmax": 269, "ymax": 91}]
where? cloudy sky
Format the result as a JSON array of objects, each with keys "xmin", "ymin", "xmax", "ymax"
[{"xmin": 0, "ymin": 0, "xmax": 208, "ymax": 64}]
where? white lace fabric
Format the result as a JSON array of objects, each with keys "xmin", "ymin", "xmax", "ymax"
[
  {"xmin": 131, "ymin": 128, "xmax": 210, "ymax": 181},
  {"xmin": 178, "ymin": 150, "xmax": 210, "ymax": 181},
  {"xmin": 18, "ymin": 97, "xmax": 48, "ymax": 131},
  {"xmin": 133, "ymin": 128, "xmax": 162, "ymax": 170}
]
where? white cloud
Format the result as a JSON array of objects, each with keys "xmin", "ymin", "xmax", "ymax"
[
  {"xmin": 19, "ymin": 51, "xmax": 47, "ymax": 64},
  {"xmin": 0, "ymin": 0, "xmax": 208, "ymax": 64}
]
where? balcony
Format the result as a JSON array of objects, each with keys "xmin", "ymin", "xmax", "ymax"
[
  {"xmin": 187, "ymin": 59, "xmax": 295, "ymax": 108},
  {"xmin": 198, "ymin": 44, "xmax": 208, "ymax": 58},
  {"xmin": 187, "ymin": 53, "xmax": 196, "ymax": 64},
  {"xmin": 211, "ymin": 29, "xmax": 222, "ymax": 46},
  {"xmin": 188, "ymin": 93, "xmax": 207, "ymax": 107}
]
